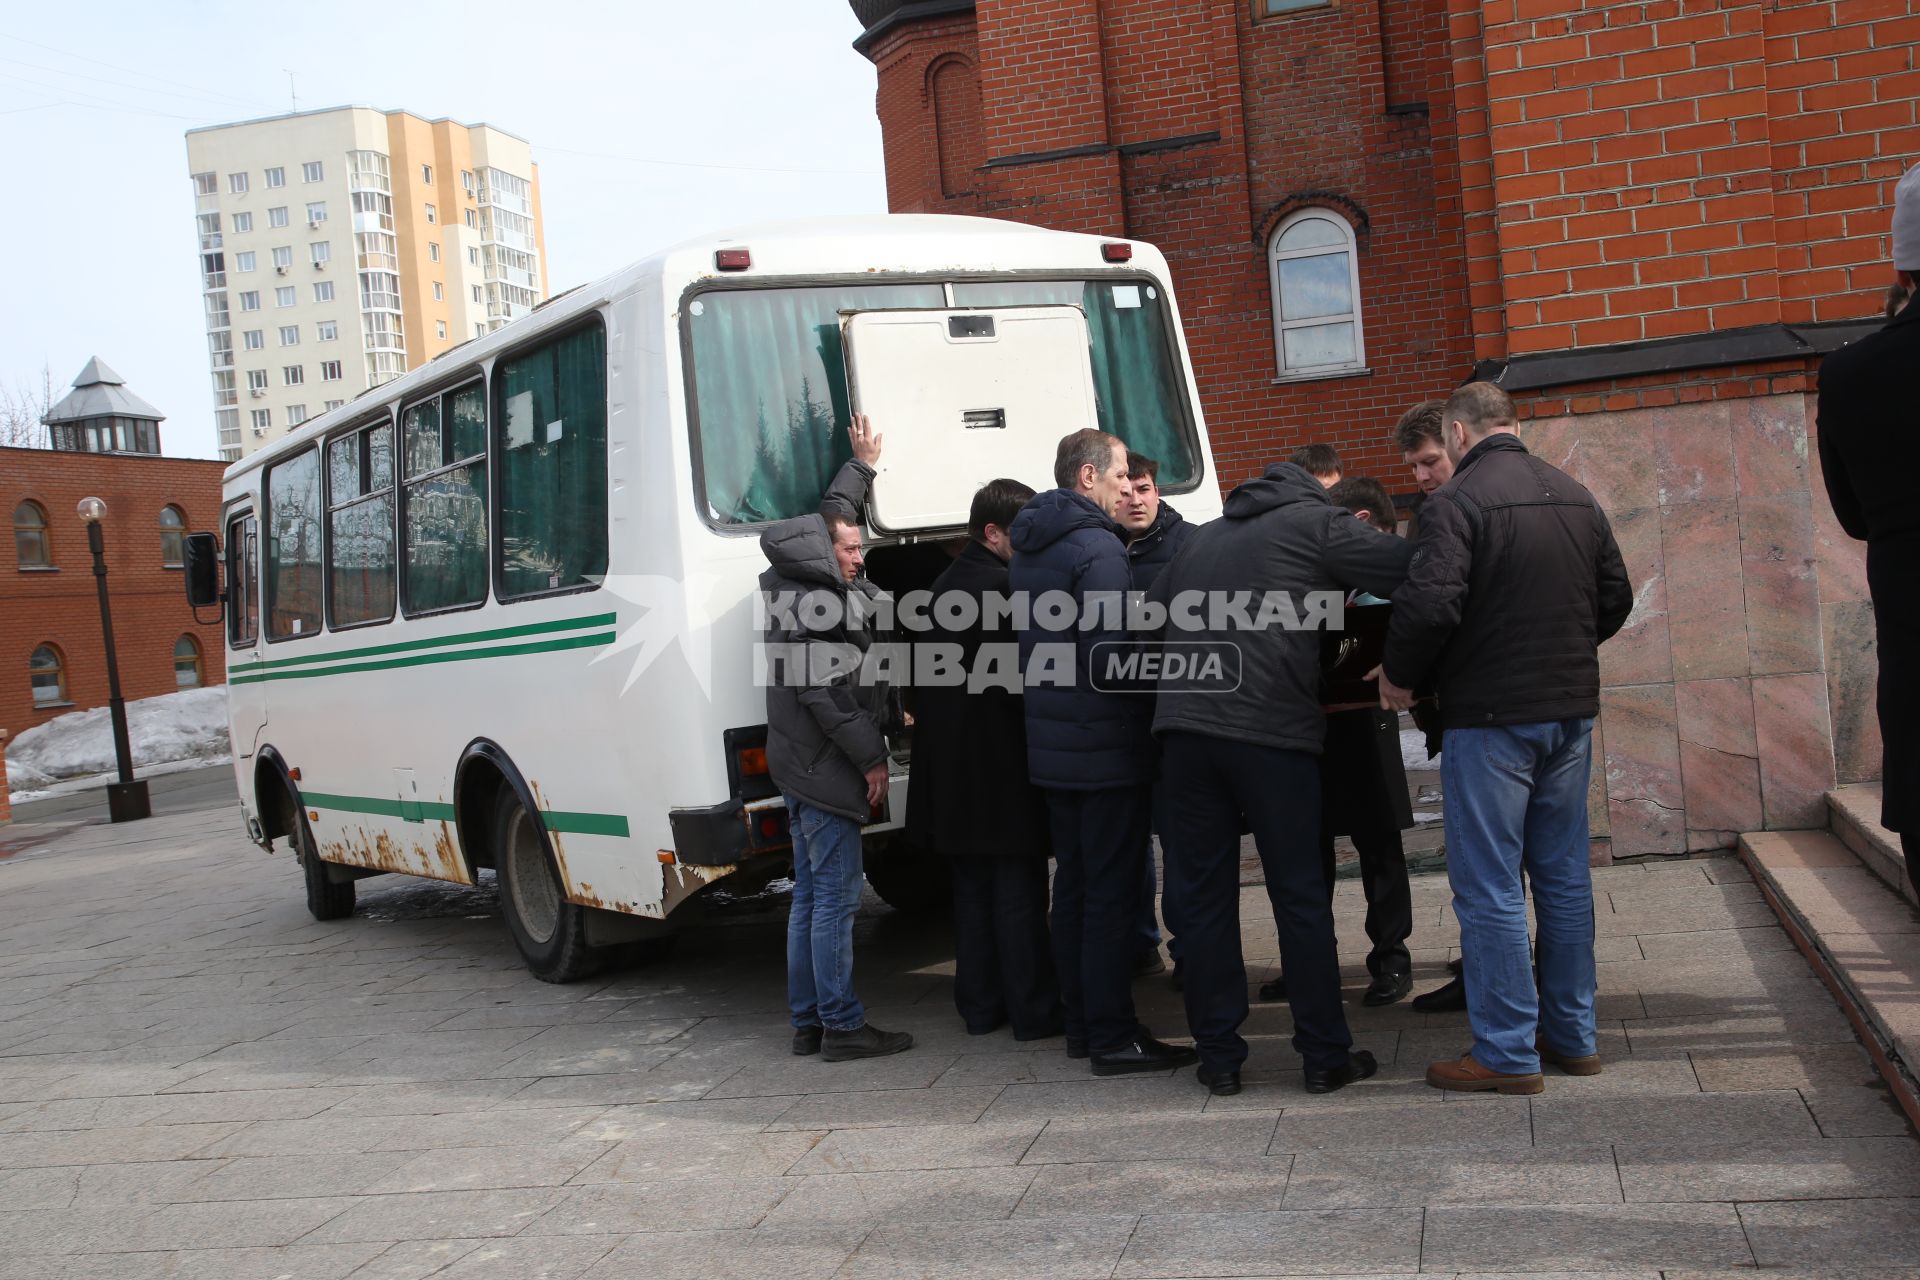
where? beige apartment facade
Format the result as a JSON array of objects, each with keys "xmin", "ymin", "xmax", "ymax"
[{"xmin": 186, "ymin": 107, "xmax": 548, "ymax": 460}]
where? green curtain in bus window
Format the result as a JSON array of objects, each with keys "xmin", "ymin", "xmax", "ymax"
[
  {"xmin": 266, "ymin": 449, "xmax": 323, "ymax": 639},
  {"xmin": 405, "ymin": 463, "xmax": 486, "ymax": 612},
  {"xmin": 403, "ymin": 399, "xmax": 441, "ymax": 478},
  {"xmin": 688, "ymin": 283, "xmax": 944, "ymax": 524},
  {"xmin": 497, "ymin": 325, "xmax": 607, "ymax": 597},
  {"xmin": 330, "ymin": 493, "xmax": 395, "ymax": 625},
  {"xmin": 951, "ymin": 280, "xmax": 1195, "ymax": 488}
]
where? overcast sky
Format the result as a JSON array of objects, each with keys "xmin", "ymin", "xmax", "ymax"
[{"xmin": 0, "ymin": 1, "xmax": 887, "ymax": 460}]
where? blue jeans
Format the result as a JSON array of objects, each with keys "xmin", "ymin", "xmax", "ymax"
[
  {"xmin": 786, "ymin": 798, "xmax": 866, "ymax": 1033},
  {"xmin": 1441, "ymin": 719, "xmax": 1597, "ymax": 1074}
]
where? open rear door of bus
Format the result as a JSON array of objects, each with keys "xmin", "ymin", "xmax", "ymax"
[{"xmin": 842, "ymin": 305, "xmax": 1101, "ymax": 534}]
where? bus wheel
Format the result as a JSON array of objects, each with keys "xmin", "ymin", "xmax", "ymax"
[
  {"xmin": 862, "ymin": 838, "xmax": 950, "ymax": 915},
  {"xmin": 494, "ymin": 788, "xmax": 599, "ymax": 983},
  {"xmin": 290, "ymin": 798, "xmax": 355, "ymax": 921}
]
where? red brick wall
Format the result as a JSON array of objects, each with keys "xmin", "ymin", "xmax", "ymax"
[
  {"xmin": 2, "ymin": 448, "xmax": 228, "ymax": 748},
  {"xmin": 859, "ymin": 0, "xmax": 1916, "ymax": 493}
]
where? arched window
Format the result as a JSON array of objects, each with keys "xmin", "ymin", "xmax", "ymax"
[
  {"xmin": 173, "ymin": 634, "xmax": 203, "ymax": 689},
  {"xmin": 29, "ymin": 643, "xmax": 67, "ymax": 707},
  {"xmin": 1268, "ymin": 208, "xmax": 1365, "ymax": 378},
  {"xmin": 159, "ymin": 505, "xmax": 186, "ymax": 567},
  {"xmin": 13, "ymin": 501, "xmax": 51, "ymax": 568}
]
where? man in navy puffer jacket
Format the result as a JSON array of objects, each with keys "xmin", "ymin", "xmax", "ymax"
[{"xmin": 1008, "ymin": 429, "xmax": 1199, "ymax": 1077}]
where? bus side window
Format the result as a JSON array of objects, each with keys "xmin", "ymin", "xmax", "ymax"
[
  {"xmin": 227, "ymin": 513, "xmax": 259, "ymax": 647},
  {"xmin": 494, "ymin": 318, "xmax": 608, "ymax": 599},
  {"xmin": 401, "ymin": 380, "xmax": 488, "ymax": 614},
  {"xmin": 327, "ymin": 418, "xmax": 397, "ymax": 627},
  {"xmin": 265, "ymin": 449, "xmax": 323, "ymax": 641}
]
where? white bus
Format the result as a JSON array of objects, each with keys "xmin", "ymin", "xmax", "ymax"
[{"xmin": 184, "ymin": 214, "xmax": 1224, "ymax": 981}]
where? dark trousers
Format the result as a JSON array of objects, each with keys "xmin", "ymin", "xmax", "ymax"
[
  {"xmin": 1160, "ymin": 732, "xmax": 1353, "ymax": 1074},
  {"xmin": 1317, "ymin": 825, "xmax": 1413, "ymax": 979},
  {"xmin": 949, "ymin": 856, "xmax": 1061, "ymax": 1037},
  {"xmin": 1045, "ymin": 786, "xmax": 1151, "ymax": 1054}
]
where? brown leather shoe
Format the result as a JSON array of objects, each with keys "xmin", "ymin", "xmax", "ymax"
[
  {"xmin": 1426, "ymin": 1053, "xmax": 1544, "ymax": 1095},
  {"xmin": 1537, "ymin": 1041, "xmax": 1602, "ymax": 1076}
]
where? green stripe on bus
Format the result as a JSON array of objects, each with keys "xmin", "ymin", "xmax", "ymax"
[
  {"xmin": 301, "ymin": 791, "xmax": 628, "ymax": 837},
  {"xmin": 229, "ymin": 630, "xmax": 614, "ymax": 684},
  {"xmin": 228, "ymin": 612, "xmax": 617, "ymax": 675}
]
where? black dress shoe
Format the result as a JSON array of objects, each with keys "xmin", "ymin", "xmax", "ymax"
[
  {"xmin": 791, "ymin": 1025, "xmax": 823, "ymax": 1056},
  {"xmin": 820, "ymin": 1023, "xmax": 914, "ymax": 1062},
  {"xmin": 1196, "ymin": 1065, "xmax": 1241, "ymax": 1096},
  {"xmin": 1411, "ymin": 974, "xmax": 1467, "ymax": 1013},
  {"xmin": 1090, "ymin": 1035, "xmax": 1200, "ymax": 1076},
  {"xmin": 1258, "ymin": 975, "xmax": 1287, "ymax": 1002},
  {"xmin": 1132, "ymin": 950, "xmax": 1167, "ymax": 979},
  {"xmin": 1064, "ymin": 1036, "xmax": 1089, "ymax": 1060},
  {"xmin": 1362, "ymin": 972, "xmax": 1414, "ymax": 1007},
  {"xmin": 1303, "ymin": 1048, "xmax": 1378, "ymax": 1094}
]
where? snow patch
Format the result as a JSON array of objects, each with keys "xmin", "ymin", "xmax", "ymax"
[
  {"xmin": 1400, "ymin": 727, "xmax": 1438, "ymax": 771},
  {"xmin": 7, "ymin": 686, "xmax": 232, "ymax": 796}
]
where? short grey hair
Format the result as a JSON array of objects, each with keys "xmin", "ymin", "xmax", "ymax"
[
  {"xmin": 1053, "ymin": 429, "xmax": 1126, "ymax": 490},
  {"xmin": 1442, "ymin": 382, "xmax": 1517, "ymax": 437}
]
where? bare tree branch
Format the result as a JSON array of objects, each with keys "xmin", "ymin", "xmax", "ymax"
[{"xmin": 0, "ymin": 365, "xmax": 55, "ymax": 449}]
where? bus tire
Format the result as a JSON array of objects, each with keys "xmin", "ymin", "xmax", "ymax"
[
  {"xmin": 494, "ymin": 788, "xmax": 599, "ymax": 984},
  {"xmin": 862, "ymin": 839, "xmax": 950, "ymax": 915},
  {"xmin": 291, "ymin": 800, "xmax": 355, "ymax": 921}
]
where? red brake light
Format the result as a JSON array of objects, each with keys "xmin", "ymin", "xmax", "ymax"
[
  {"xmin": 715, "ymin": 248, "xmax": 752, "ymax": 271},
  {"xmin": 737, "ymin": 747, "xmax": 768, "ymax": 777},
  {"xmin": 1101, "ymin": 242, "xmax": 1133, "ymax": 263}
]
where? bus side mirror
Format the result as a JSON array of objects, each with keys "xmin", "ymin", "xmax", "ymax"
[{"xmin": 183, "ymin": 532, "xmax": 221, "ymax": 609}]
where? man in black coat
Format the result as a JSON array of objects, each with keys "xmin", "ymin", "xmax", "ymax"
[
  {"xmin": 1818, "ymin": 161, "xmax": 1919, "ymax": 891},
  {"xmin": 1119, "ymin": 451, "xmax": 1195, "ymax": 983},
  {"xmin": 1010, "ymin": 429, "xmax": 1198, "ymax": 1076},
  {"xmin": 1376, "ymin": 382, "xmax": 1632, "ymax": 1095},
  {"xmin": 1150, "ymin": 460, "xmax": 1412, "ymax": 1096},
  {"xmin": 907, "ymin": 479, "xmax": 1062, "ymax": 1040}
]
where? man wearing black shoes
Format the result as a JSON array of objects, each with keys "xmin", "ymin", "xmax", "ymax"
[
  {"xmin": 1010, "ymin": 429, "xmax": 1199, "ymax": 1077},
  {"xmin": 1150, "ymin": 457, "xmax": 1412, "ymax": 1096}
]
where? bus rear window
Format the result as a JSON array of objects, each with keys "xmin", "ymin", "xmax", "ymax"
[
  {"xmin": 687, "ymin": 283, "xmax": 942, "ymax": 525},
  {"xmin": 685, "ymin": 278, "xmax": 1199, "ymax": 526}
]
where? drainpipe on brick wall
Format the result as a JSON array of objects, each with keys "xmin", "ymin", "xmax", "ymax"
[{"xmin": 0, "ymin": 729, "xmax": 10, "ymax": 824}]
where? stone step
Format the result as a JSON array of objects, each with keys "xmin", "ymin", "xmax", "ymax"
[
  {"xmin": 1828, "ymin": 783, "xmax": 1914, "ymax": 907},
  {"xmin": 1738, "ymin": 827, "xmax": 1920, "ymax": 1134}
]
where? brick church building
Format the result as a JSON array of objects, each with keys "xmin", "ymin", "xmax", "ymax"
[{"xmin": 849, "ymin": 0, "xmax": 1914, "ymax": 857}]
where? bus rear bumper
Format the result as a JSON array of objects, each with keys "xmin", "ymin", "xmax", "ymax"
[{"xmin": 668, "ymin": 796, "xmax": 790, "ymax": 866}]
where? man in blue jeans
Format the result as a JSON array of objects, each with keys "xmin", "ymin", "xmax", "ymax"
[
  {"xmin": 761, "ymin": 414, "xmax": 912, "ymax": 1063},
  {"xmin": 1375, "ymin": 382, "xmax": 1632, "ymax": 1094}
]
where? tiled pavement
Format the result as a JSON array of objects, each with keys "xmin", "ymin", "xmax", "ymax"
[{"xmin": 0, "ymin": 798, "xmax": 1916, "ymax": 1278}]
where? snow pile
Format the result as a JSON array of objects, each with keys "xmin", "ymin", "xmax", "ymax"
[{"xmin": 6, "ymin": 686, "xmax": 232, "ymax": 793}]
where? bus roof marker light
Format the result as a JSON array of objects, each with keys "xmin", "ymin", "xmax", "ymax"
[
  {"xmin": 714, "ymin": 248, "xmax": 752, "ymax": 272},
  {"xmin": 1101, "ymin": 242, "xmax": 1133, "ymax": 263},
  {"xmin": 656, "ymin": 850, "xmax": 676, "ymax": 864}
]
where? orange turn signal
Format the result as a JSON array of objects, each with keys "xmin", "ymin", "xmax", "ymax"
[
  {"xmin": 736, "ymin": 747, "xmax": 768, "ymax": 776},
  {"xmin": 657, "ymin": 850, "xmax": 676, "ymax": 864}
]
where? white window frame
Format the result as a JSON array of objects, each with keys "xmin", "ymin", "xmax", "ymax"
[
  {"xmin": 432, "ymin": 281, "xmax": 444, "ymax": 301},
  {"xmin": 317, "ymin": 320, "xmax": 339, "ymax": 341},
  {"xmin": 320, "ymin": 360, "xmax": 343, "ymax": 382},
  {"xmin": 246, "ymin": 369, "xmax": 268, "ymax": 391},
  {"xmin": 310, "ymin": 241, "xmax": 331, "ymax": 266},
  {"xmin": 264, "ymin": 166, "xmax": 286, "ymax": 188},
  {"xmin": 271, "ymin": 245, "xmax": 293, "ymax": 270},
  {"xmin": 228, "ymin": 172, "xmax": 249, "ymax": 194},
  {"xmin": 268, "ymin": 206, "xmax": 289, "ymax": 228},
  {"xmin": 238, "ymin": 290, "xmax": 261, "ymax": 312},
  {"xmin": 242, "ymin": 329, "xmax": 264, "ymax": 351},
  {"xmin": 306, "ymin": 201, "xmax": 328, "ymax": 224},
  {"xmin": 283, "ymin": 365, "xmax": 304, "ymax": 386},
  {"xmin": 428, "ymin": 242, "xmax": 440, "ymax": 262},
  {"xmin": 424, "ymin": 203, "xmax": 437, "ymax": 224},
  {"xmin": 287, "ymin": 404, "xmax": 308, "ymax": 426},
  {"xmin": 275, "ymin": 286, "xmax": 297, "ymax": 308},
  {"xmin": 421, "ymin": 163, "xmax": 433, "ymax": 185},
  {"xmin": 251, "ymin": 408, "xmax": 271, "ymax": 432},
  {"xmin": 235, "ymin": 250, "xmax": 256, "ymax": 273},
  {"xmin": 302, "ymin": 160, "xmax": 324, "ymax": 183},
  {"xmin": 232, "ymin": 211, "xmax": 253, "ymax": 233},
  {"xmin": 313, "ymin": 280, "xmax": 335, "ymax": 303},
  {"xmin": 279, "ymin": 325, "xmax": 300, "ymax": 346},
  {"xmin": 1267, "ymin": 208, "xmax": 1367, "ymax": 381}
]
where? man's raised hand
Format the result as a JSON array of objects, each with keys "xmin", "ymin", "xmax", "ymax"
[{"xmin": 850, "ymin": 412, "xmax": 883, "ymax": 467}]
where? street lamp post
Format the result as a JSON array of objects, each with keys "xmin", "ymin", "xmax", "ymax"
[{"xmin": 77, "ymin": 497, "xmax": 150, "ymax": 823}]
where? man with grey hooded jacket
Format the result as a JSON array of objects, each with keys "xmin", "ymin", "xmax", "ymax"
[{"xmin": 760, "ymin": 414, "xmax": 912, "ymax": 1063}]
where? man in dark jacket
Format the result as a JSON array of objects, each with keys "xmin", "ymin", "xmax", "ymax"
[
  {"xmin": 1010, "ymin": 429, "xmax": 1198, "ymax": 1076},
  {"xmin": 1151, "ymin": 460, "xmax": 1412, "ymax": 1096},
  {"xmin": 761, "ymin": 414, "xmax": 912, "ymax": 1064},
  {"xmin": 1818, "ymin": 160, "xmax": 1919, "ymax": 892},
  {"xmin": 907, "ymin": 478, "xmax": 1062, "ymax": 1040},
  {"xmin": 1119, "ymin": 451, "xmax": 1195, "ymax": 983},
  {"xmin": 1376, "ymin": 382, "xmax": 1632, "ymax": 1095}
]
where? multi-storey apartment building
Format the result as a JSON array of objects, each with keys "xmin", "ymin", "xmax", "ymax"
[{"xmin": 186, "ymin": 107, "xmax": 548, "ymax": 460}]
